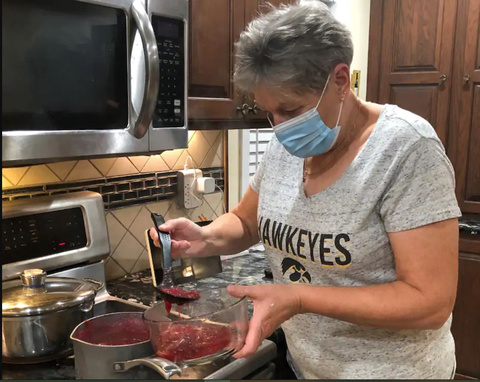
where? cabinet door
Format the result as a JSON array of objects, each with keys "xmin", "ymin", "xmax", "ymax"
[
  {"xmin": 447, "ymin": 0, "xmax": 480, "ymax": 214},
  {"xmin": 188, "ymin": 0, "xmax": 245, "ymax": 121},
  {"xmin": 242, "ymin": 0, "xmax": 295, "ymax": 122},
  {"xmin": 368, "ymin": 0, "xmax": 457, "ymax": 146},
  {"xmin": 244, "ymin": 0, "xmax": 294, "ymax": 25},
  {"xmin": 451, "ymin": 253, "xmax": 480, "ymax": 379}
]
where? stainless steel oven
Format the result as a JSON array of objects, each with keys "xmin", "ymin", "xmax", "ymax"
[{"xmin": 2, "ymin": 0, "xmax": 188, "ymax": 167}]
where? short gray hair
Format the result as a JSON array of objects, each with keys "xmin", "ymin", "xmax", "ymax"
[{"xmin": 233, "ymin": 0, "xmax": 354, "ymax": 94}]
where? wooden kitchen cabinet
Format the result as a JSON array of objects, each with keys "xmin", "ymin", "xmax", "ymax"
[
  {"xmin": 188, "ymin": 0, "xmax": 293, "ymax": 129},
  {"xmin": 367, "ymin": 0, "xmax": 480, "ymax": 215},
  {"xmin": 451, "ymin": 253, "xmax": 480, "ymax": 379},
  {"xmin": 446, "ymin": 0, "xmax": 480, "ymax": 214},
  {"xmin": 187, "ymin": 0, "xmax": 245, "ymax": 123},
  {"xmin": 242, "ymin": 0, "xmax": 296, "ymax": 122},
  {"xmin": 368, "ymin": 0, "xmax": 480, "ymax": 379},
  {"xmin": 367, "ymin": 0, "xmax": 457, "ymax": 147}
]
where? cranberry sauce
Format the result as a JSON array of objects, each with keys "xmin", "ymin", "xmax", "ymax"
[
  {"xmin": 74, "ymin": 316, "xmax": 150, "ymax": 346},
  {"xmin": 154, "ymin": 323, "xmax": 231, "ymax": 362}
]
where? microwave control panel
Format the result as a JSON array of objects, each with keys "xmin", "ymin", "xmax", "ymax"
[{"xmin": 152, "ymin": 15, "xmax": 185, "ymax": 128}]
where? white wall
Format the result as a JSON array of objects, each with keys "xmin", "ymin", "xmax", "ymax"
[
  {"xmin": 227, "ymin": 129, "xmax": 243, "ymax": 210},
  {"xmin": 330, "ymin": 0, "xmax": 371, "ymax": 100}
]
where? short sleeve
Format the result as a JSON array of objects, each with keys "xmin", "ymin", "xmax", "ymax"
[
  {"xmin": 250, "ymin": 136, "xmax": 275, "ymax": 193},
  {"xmin": 379, "ymin": 137, "xmax": 461, "ymax": 232}
]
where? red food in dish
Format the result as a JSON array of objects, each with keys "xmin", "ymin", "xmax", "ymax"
[
  {"xmin": 154, "ymin": 323, "xmax": 232, "ymax": 362},
  {"xmin": 160, "ymin": 287, "xmax": 201, "ymax": 300},
  {"xmin": 75, "ymin": 318, "xmax": 150, "ymax": 346},
  {"xmin": 160, "ymin": 287, "xmax": 200, "ymax": 313}
]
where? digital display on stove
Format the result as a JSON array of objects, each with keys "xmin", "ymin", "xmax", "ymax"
[{"xmin": 2, "ymin": 208, "xmax": 87, "ymax": 265}]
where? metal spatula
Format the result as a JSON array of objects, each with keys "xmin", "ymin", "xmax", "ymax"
[{"xmin": 150, "ymin": 213, "xmax": 200, "ymax": 305}]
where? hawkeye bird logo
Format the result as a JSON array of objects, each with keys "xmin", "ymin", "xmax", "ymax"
[{"xmin": 281, "ymin": 258, "xmax": 312, "ymax": 284}]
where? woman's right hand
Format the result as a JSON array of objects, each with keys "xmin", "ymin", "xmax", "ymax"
[{"xmin": 149, "ymin": 217, "xmax": 206, "ymax": 259}]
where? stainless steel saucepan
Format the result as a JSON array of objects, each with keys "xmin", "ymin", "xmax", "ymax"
[
  {"xmin": 2, "ymin": 269, "xmax": 103, "ymax": 364},
  {"xmin": 70, "ymin": 312, "xmax": 182, "ymax": 379}
]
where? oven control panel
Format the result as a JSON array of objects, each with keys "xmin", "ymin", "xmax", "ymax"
[
  {"xmin": 152, "ymin": 15, "xmax": 185, "ymax": 128},
  {"xmin": 2, "ymin": 207, "xmax": 87, "ymax": 266}
]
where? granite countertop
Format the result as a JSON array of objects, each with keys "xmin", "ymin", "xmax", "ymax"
[{"xmin": 107, "ymin": 248, "xmax": 272, "ymax": 316}]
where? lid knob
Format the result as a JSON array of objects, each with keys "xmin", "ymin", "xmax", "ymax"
[{"xmin": 20, "ymin": 269, "xmax": 47, "ymax": 288}]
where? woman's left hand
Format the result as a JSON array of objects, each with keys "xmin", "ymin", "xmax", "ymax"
[{"xmin": 227, "ymin": 284, "xmax": 301, "ymax": 358}]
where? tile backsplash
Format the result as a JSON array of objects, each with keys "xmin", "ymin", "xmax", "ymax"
[
  {"xmin": 103, "ymin": 192, "xmax": 224, "ymax": 281},
  {"xmin": 2, "ymin": 131, "xmax": 223, "ymax": 188},
  {"xmin": 2, "ymin": 131, "xmax": 225, "ymax": 281}
]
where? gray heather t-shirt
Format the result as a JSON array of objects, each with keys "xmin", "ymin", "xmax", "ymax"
[{"xmin": 250, "ymin": 105, "xmax": 461, "ymax": 379}]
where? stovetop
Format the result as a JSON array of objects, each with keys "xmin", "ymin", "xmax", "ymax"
[
  {"xmin": 2, "ymin": 248, "xmax": 277, "ymax": 380},
  {"xmin": 2, "ymin": 297, "xmax": 277, "ymax": 380},
  {"xmin": 2, "ymin": 355, "xmax": 77, "ymax": 380}
]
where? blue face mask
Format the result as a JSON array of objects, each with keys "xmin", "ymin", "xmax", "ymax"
[{"xmin": 268, "ymin": 75, "xmax": 344, "ymax": 158}]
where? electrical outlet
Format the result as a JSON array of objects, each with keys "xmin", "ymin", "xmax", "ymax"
[{"xmin": 177, "ymin": 169, "xmax": 203, "ymax": 209}]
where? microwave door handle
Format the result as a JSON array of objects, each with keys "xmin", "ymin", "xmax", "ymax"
[{"xmin": 131, "ymin": 0, "xmax": 159, "ymax": 139}]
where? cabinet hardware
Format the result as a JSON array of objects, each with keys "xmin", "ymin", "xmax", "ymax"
[
  {"xmin": 236, "ymin": 103, "xmax": 250, "ymax": 116},
  {"xmin": 439, "ymin": 74, "xmax": 447, "ymax": 85},
  {"xmin": 463, "ymin": 74, "xmax": 470, "ymax": 84}
]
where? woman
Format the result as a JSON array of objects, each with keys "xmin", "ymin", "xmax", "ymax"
[{"xmin": 150, "ymin": 1, "xmax": 460, "ymax": 379}]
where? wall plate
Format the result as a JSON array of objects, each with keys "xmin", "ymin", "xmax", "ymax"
[{"xmin": 177, "ymin": 169, "xmax": 202, "ymax": 209}]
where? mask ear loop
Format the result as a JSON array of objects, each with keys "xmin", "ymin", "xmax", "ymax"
[
  {"xmin": 267, "ymin": 112, "xmax": 274, "ymax": 128},
  {"xmin": 316, "ymin": 73, "xmax": 343, "ymax": 128},
  {"xmin": 335, "ymin": 97, "xmax": 344, "ymax": 128},
  {"xmin": 316, "ymin": 74, "xmax": 331, "ymax": 110}
]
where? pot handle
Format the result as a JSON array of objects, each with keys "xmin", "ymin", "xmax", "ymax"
[
  {"xmin": 113, "ymin": 357, "xmax": 182, "ymax": 379},
  {"xmin": 82, "ymin": 278, "xmax": 104, "ymax": 292}
]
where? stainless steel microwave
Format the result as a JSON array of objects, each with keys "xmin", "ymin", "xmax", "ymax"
[{"xmin": 1, "ymin": 0, "xmax": 188, "ymax": 167}]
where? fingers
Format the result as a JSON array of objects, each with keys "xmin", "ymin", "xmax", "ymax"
[
  {"xmin": 149, "ymin": 227, "xmax": 191, "ymax": 257},
  {"xmin": 157, "ymin": 217, "xmax": 191, "ymax": 232},
  {"xmin": 227, "ymin": 284, "xmax": 263, "ymax": 299},
  {"xmin": 227, "ymin": 285, "xmax": 250, "ymax": 298},
  {"xmin": 171, "ymin": 240, "xmax": 191, "ymax": 257},
  {"xmin": 149, "ymin": 227, "xmax": 161, "ymax": 246},
  {"xmin": 157, "ymin": 219, "xmax": 172, "ymax": 232},
  {"xmin": 233, "ymin": 316, "xmax": 264, "ymax": 358},
  {"xmin": 229, "ymin": 285, "xmax": 264, "ymax": 358}
]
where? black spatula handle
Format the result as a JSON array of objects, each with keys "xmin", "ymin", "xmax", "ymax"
[{"xmin": 150, "ymin": 212, "xmax": 172, "ymax": 269}]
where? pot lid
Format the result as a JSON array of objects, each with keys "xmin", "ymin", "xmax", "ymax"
[{"xmin": 2, "ymin": 269, "xmax": 103, "ymax": 317}]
